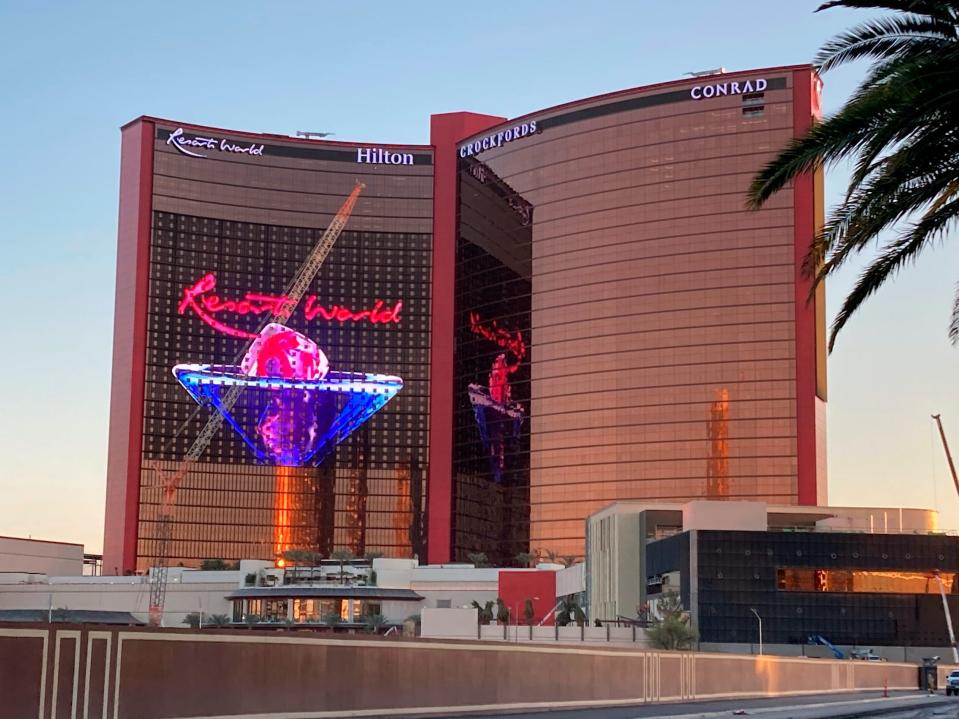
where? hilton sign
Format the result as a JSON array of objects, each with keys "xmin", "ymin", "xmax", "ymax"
[{"xmin": 356, "ymin": 147, "xmax": 415, "ymax": 165}]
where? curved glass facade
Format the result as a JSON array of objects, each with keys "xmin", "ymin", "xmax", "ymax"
[
  {"xmin": 107, "ymin": 66, "xmax": 825, "ymax": 572},
  {"xmin": 452, "ymin": 70, "xmax": 825, "ymax": 561}
]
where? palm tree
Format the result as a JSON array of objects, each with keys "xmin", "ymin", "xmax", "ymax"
[
  {"xmin": 471, "ymin": 600, "xmax": 495, "ymax": 624},
  {"xmin": 515, "ymin": 551, "xmax": 536, "ymax": 568},
  {"xmin": 364, "ymin": 613, "xmax": 389, "ymax": 634},
  {"xmin": 748, "ymin": 0, "xmax": 959, "ymax": 349},
  {"xmin": 555, "ymin": 599, "xmax": 586, "ymax": 627},
  {"xmin": 466, "ymin": 551, "xmax": 490, "ymax": 568}
]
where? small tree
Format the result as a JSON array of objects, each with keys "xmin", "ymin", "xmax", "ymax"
[
  {"xmin": 183, "ymin": 612, "xmax": 203, "ymax": 629},
  {"xmin": 647, "ymin": 592, "xmax": 698, "ymax": 651},
  {"xmin": 523, "ymin": 598, "xmax": 535, "ymax": 626},
  {"xmin": 208, "ymin": 614, "xmax": 231, "ymax": 627},
  {"xmin": 364, "ymin": 613, "xmax": 388, "ymax": 634},
  {"xmin": 495, "ymin": 597, "xmax": 510, "ymax": 625},
  {"xmin": 467, "ymin": 551, "xmax": 490, "ymax": 568},
  {"xmin": 560, "ymin": 555, "xmax": 577, "ymax": 568},
  {"xmin": 515, "ymin": 552, "xmax": 536, "ymax": 568},
  {"xmin": 556, "ymin": 599, "xmax": 586, "ymax": 627},
  {"xmin": 322, "ymin": 611, "xmax": 342, "ymax": 628},
  {"xmin": 200, "ymin": 558, "xmax": 228, "ymax": 571},
  {"xmin": 471, "ymin": 600, "xmax": 495, "ymax": 624}
]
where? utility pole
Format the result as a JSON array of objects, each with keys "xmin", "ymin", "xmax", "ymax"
[
  {"xmin": 750, "ymin": 608, "xmax": 763, "ymax": 656},
  {"xmin": 935, "ymin": 574, "xmax": 959, "ymax": 664}
]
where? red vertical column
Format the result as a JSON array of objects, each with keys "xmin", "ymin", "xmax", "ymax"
[
  {"xmin": 792, "ymin": 70, "xmax": 823, "ymax": 505},
  {"xmin": 427, "ymin": 112, "xmax": 504, "ymax": 564},
  {"xmin": 103, "ymin": 118, "xmax": 154, "ymax": 574}
]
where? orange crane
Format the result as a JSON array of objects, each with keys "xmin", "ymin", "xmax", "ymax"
[
  {"xmin": 931, "ymin": 413, "xmax": 959, "ymax": 663},
  {"xmin": 147, "ymin": 182, "xmax": 365, "ymax": 626}
]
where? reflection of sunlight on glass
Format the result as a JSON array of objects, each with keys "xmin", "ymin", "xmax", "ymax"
[{"xmin": 779, "ymin": 568, "xmax": 957, "ymax": 594}]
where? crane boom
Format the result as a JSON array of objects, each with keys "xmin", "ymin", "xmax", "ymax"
[
  {"xmin": 931, "ymin": 413, "xmax": 959, "ymax": 661},
  {"xmin": 147, "ymin": 182, "xmax": 366, "ymax": 626},
  {"xmin": 933, "ymin": 414, "xmax": 959, "ymax": 501}
]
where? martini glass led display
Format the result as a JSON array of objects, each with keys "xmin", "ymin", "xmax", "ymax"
[{"xmin": 174, "ymin": 323, "xmax": 403, "ymax": 467}]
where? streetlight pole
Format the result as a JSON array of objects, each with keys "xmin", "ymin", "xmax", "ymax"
[{"xmin": 750, "ymin": 608, "xmax": 763, "ymax": 656}]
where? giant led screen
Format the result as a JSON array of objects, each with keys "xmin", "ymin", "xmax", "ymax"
[{"xmin": 135, "ymin": 124, "xmax": 433, "ymax": 570}]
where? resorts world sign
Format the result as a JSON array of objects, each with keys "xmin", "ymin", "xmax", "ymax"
[{"xmin": 166, "ymin": 128, "xmax": 265, "ymax": 158}]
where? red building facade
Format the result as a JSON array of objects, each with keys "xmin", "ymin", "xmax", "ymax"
[{"xmin": 104, "ymin": 65, "xmax": 825, "ymax": 573}]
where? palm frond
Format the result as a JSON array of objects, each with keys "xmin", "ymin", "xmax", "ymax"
[
  {"xmin": 747, "ymin": 83, "xmax": 896, "ymax": 208},
  {"xmin": 815, "ymin": 15, "xmax": 954, "ymax": 72},
  {"xmin": 950, "ymin": 281, "xmax": 959, "ymax": 343},
  {"xmin": 817, "ymin": 1, "xmax": 959, "ymax": 22},
  {"xmin": 752, "ymin": 0, "xmax": 959, "ymax": 347},
  {"xmin": 828, "ymin": 199, "xmax": 959, "ymax": 349}
]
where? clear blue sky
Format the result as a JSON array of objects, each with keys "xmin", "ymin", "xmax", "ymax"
[{"xmin": 1, "ymin": 1, "xmax": 957, "ymax": 552}]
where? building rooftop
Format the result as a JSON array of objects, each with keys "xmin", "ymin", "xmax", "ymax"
[{"xmin": 0, "ymin": 610, "xmax": 143, "ymax": 625}]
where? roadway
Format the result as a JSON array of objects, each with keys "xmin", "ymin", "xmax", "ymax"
[{"xmin": 430, "ymin": 691, "xmax": 956, "ymax": 719}]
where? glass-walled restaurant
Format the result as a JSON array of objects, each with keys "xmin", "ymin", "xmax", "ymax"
[{"xmin": 228, "ymin": 587, "xmax": 422, "ymax": 625}]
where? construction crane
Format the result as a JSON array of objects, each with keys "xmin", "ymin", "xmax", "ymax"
[
  {"xmin": 933, "ymin": 414, "xmax": 959, "ymax": 500},
  {"xmin": 931, "ymin": 413, "xmax": 959, "ymax": 662},
  {"xmin": 147, "ymin": 182, "xmax": 366, "ymax": 626}
]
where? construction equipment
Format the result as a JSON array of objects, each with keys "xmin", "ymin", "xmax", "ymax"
[
  {"xmin": 147, "ymin": 182, "xmax": 366, "ymax": 626},
  {"xmin": 931, "ymin": 414, "xmax": 959, "ymax": 662},
  {"xmin": 933, "ymin": 414, "xmax": 959, "ymax": 500},
  {"xmin": 808, "ymin": 634, "xmax": 844, "ymax": 659}
]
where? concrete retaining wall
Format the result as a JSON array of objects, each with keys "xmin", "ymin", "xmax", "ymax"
[{"xmin": 0, "ymin": 622, "xmax": 940, "ymax": 719}]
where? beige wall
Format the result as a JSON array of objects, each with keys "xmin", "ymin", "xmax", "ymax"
[
  {"xmin": 0, "ymin": 537, "xmax": 83, "ymax": 576},
  {"xmin": 0, "ymin": 623, "xmax": 933, "ymax": 719},
  {"xmin": 0, "ymin": 578, "xmax": 233, "ymax": 627}
]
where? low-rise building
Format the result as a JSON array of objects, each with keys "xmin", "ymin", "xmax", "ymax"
[
  {"xmin": 0, "ymin": 536, "xmax": 84, "ymax": 577},
  {"xmin": 587, "ymin": 499, "xmax": 955, "ymax": 658}
]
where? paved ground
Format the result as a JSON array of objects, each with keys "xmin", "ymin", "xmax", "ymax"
[{"xmin": 429, "ymin": 691, "xmax": 956, "ymax": 719}]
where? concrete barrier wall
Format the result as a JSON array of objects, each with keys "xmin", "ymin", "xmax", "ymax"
[{"xmin": 0, "ymin": 623, "xmax": 939, "ymax": 719}]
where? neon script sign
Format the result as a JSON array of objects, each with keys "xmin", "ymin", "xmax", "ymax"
[
  {"xmin": 166, "ymin": 128, "xmax": 265, "ymax": 159},
  {"xmin": 178, "ymin": 273, "xmax": 403, "ymax": 339},
  {"xmin": 468, "ymin": 312, "xmax": 526, "ymax": 362}
]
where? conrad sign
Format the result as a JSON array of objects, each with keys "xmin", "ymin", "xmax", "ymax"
[{"xmin": 690, "ymin": 78, "xmax": 768, "ymax": 100}]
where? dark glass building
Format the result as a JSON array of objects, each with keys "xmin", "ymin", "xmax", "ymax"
[
  {"xmin": 105, "ymin": 64, "xmax": 827, "ymax": 572},
  {"xmin": 647, "ymin": 530, "xmax": 959, "ymax": 647}
]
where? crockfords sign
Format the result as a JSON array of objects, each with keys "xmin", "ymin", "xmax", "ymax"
[
  {"xmin": 356, "ymin": 147, "xmax": 414, "ymax": 165},
  {"xmin": 690, "ymin": 78, "xmax": 767, "ymax": 100},
  {"xmin": 166, "ymin": 128, "xmax": 264, "ymax": 158},
  {"xmin": 460, "ymin": 120, "xmax": 538, "ymax": 158}
]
